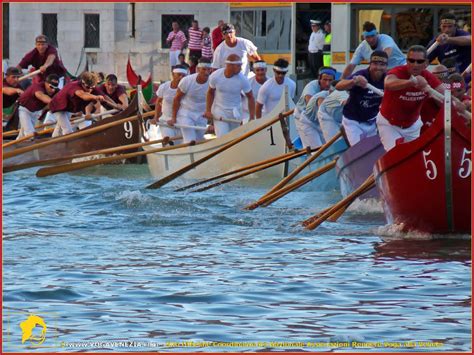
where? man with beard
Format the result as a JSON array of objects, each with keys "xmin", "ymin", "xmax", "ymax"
[{"xmin": 336, "ymin": 51, "xmax": 388, "ymax": 146}]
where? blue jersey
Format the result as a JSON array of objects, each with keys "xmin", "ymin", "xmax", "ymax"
[
  {"xmin": 343, "ymin": 68, "xmax": 385, "ymax": 122},
  {"xmin": 427, "ymin": 29, "xmax": 471, "ymax": 73}
]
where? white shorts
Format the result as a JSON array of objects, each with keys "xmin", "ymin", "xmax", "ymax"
[
  {"xmin": 17, "ymin": 106, "xmax": 42, "ymax": 139},
  {"xmin": 211, "ymin": 107, "xmax": 241, "ymax": 138},
  {"xmin": 159, "ymin": 114, "xmax": 182, "ymax": 143},
  {"xmin": 169, "ymin": 50, "xmax": 181, "ymax": 67},
  {"xmin": 52, "ymin": 111, "xmax": 73, "ymax": 137},
  {"xmin": 176, "ymin": 109, "xmax": 207, "ymax": 143},
  {"xmin": 376, "ymin": 112, "xmax": 422, "ymax": 151},
  {"xmin": 341, "ymin": 115, "xmax": 378, "ymax": 146},
  {"xmin": 318, "ymin": 110, "xmax": 342, "ymax": 143},
  {"xmin": 294, "ymin": 111, "xmax": 325, "ymax": 149}
]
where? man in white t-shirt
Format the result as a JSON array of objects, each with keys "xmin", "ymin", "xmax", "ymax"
[
  {"xmin": 205, "ymin": 54, "xmax": 254, "ymax": 137},
  {"xmin": 168, "ymin": 58, "xmax": 212, "ymax": 143},
  {"xmin": 242, "ymin": 60, "xmax": 268, "ymax": 122},
  {"xmin": 256, "ymin": 58, "xmax": 296, "ymax": 118},
  {"xmin": 212, "ymin": 23, "xmax": 261, "ymax": 76}
]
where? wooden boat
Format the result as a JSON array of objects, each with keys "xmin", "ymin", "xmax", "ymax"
[
  {"xmin": 336, "ymin": 134, "xmax": 385, "ymax": 198},
  {"xmin": 144, "ymin": 93, "xmax": 291, "ymax": 181},
  {"xmin": 3, "ymin": 95, "xmax": 141, "ymax": 170},
  {"xmin": 374, "ymin": 103, "xmax": 471, "ymax": 234}
]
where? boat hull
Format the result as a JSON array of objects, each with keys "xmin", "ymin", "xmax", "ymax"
[
  {"xmin": 3, "ymin": 96, "xmax": 140, "ymax": 169},
  {"xmin": 374, "ymin": 109, "xmax": 471, "ymax": 234},
  {"xmin": 144, "ymin": 95, "xmax": 290, "ymax": 181},
  {"xmin": 336, "ymin": 135, "xmax": 384, "ymax": 198}
]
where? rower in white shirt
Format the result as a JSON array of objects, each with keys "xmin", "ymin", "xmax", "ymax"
[
  {"xmin": 168, "ymin": 58, "xmax": 212, "ymax": 143},
  {"xmin": 242, "ymin": 60, "xmax": 268, "ymax": 122},
  {"xmin": 256, "ymin": 58, "xmax": 296, "ymax": 118},
  {"xmin": 205, "ymin": 54, "xmax": 255, "ymax": 137}
]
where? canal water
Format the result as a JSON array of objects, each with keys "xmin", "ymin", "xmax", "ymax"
[{"xmin": 2, "ymin": 165, "xmax": 471, "ymax": 352}]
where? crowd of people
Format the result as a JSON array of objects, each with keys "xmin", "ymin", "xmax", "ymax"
[{"xmin": 2, "ymin": 13, "xmax": 472, "ymax": 154}]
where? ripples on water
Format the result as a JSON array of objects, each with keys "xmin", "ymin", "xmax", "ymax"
[{"xmin": 2, "ymin": 165, "xmax": 471, "ymax": 352}]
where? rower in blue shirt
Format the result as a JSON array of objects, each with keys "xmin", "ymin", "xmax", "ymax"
[
  {"xmin": 342, "ymin": 21, "xmax": 405, "ymax": 79},
  {"xmin": 336, "ymin": 50, "xmax": 388, "ymax": 146}
]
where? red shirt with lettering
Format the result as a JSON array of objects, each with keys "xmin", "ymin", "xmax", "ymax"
[
  {"xmin": 18, "ymin": 82, "xmax": 56, "ymax": 112},
  {"xmin": 18, "ymin": 45, "xmax": 67, "ymax": 79},
  {"xmin": 49, "ymin": 81, "xmax": 101, "ymax": 113},
  {"xmin": 380, "ymin": 65, "xmax": 442, "ymax": 128}
]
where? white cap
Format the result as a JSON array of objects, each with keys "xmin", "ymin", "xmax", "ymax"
[{"xmin": 310, "ymin": 20, "xmax": 321, "ymax": 25}]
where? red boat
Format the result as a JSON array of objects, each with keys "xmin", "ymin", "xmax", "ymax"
[{"xmin": 374, "ymin": 104, "xmax": 471, "ymax": 234}]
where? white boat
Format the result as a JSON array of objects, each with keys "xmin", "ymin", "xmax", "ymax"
[{"xmin": 143, "ymin": 93, "xmax": 293, "ymax": 181}]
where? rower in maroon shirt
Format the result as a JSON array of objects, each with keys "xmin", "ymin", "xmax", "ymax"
[
  {"xmin": 97, "ymin": 74, "xmax": 129, "ymax": 111},
  {"xmin": 16, "ymin": 34, "xmax": 67, "ymax": 86},
  {"xmin": 48, "ymin": 72, "xmax": 105, "ymax": 137},
  {"xmin": 2, "ymin": 67, "xmax": 24, "ymax": 108},
  {"xmin": 17, "ymin": 74, "xmax": 59, "ymax": 139}
]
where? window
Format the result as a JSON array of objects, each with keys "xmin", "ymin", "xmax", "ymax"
[
  {"xmin": 42, "ymin": 14, "xmax": 58, "ymax": 47},
  {"xmin": 3, "ymin": 3, "xmax": 9, "ymax": 59},
  {"xmin": 351, "ymin": 5, "xmax": 471, "ymax": 51},
  {"xmin": 84, "ymin": 14, "xmax": 100, "ymax": 48},
  {"xmin": 231, "ymin": 8, "xmax": 291, "ymax": 53},
  {"xmin": 161, "ymin": 15, "xmax": 194, "ymax": 49}
]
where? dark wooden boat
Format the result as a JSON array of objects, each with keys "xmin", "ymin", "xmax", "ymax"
[
  {"xmin": 374, "ymin": 104, "xmax": 471, "ymax": 234},
  {"xmin": 3, "ymin": 95, "xmax": 141, "ymax": 170},
  {"xmin": 336, "ymin": 135, "xmax": 385, "ymax": 199}
]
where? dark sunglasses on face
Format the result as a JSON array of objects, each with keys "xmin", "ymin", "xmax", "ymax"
[
  {"xmin": 48, "ymin": 82, "xmax": 59, "ymax": 89},
  {"xmin": 407, "ymin": 58, "xmax": 426, "ymax": 64}
]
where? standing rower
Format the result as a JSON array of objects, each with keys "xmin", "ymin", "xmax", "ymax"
[
  {"xmin": 242, "ymin": 60, "xmax": 268, "ymax": 122},
  {"xmin": 336, "ymin": 51, "xmax": 388, "ymax": 146},
  {"xmin": 150, "ymin": 65, "xmax": 188, "ymax": 144},
  {"xmin": 17, "ymin": 35, "xmax": 67, "ymax": 86},
  {"xmin": 168, "ymin": 58, "xmax": 212, "ymax": 143},
  {"xmin": 17, "ymin": 74, "xmax": 59, "ymax": 139},
  {"xmin": 205, "ymin": 54, "xmax": 254, "ymax": 137},
  {"xmin": 376, "ymin": 45, "xmax": 444, "ymax": 151},
  {"xmin": 256, "ymin": 59, "xmax": 296, "ymax": 118}
]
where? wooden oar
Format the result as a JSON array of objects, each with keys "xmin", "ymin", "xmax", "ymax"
[
  {"xmin": 2, "ymin": 109, "xmax": 118, "ymax": 143},
  {"xmin": 18, "ymin": 69, "xmax": 41, "ymax": 82},
  {"xmin": 146, "ymin": 110, "xmax": 294, "ymax": 189},
  {"xmin": 426, "ymin": 41, "xmax": 439, "ymax": 55},
  {"xmin": 157, "ymin": 120, "xmax": 208, "ymax": 131},
  {"xmin": 304, "ymin": 174, "xmax": 376, "ymax": 230},
  {"xmin": 3, "ymin": 136, "xmax": 182, "ymax": 173},
  {"xmin": 175, "ymin": 149, "xmax": 304, "ymax": 192},
  {"xmin": 245, "ymin": 159, "xmax": 337, "ymax": 210},
  {"xmin": 461, "ymin": 63, "xmax": 471, "ymax": 77},
  {"xmin": 424, "ymin": 86, "xmax": 471, "ymax": 121},
  {"xmin": 301, "ymin": 181, "xmax": 375, "ymax": 226},
  {"xmin": 36, "ymin": 138, "xmax": 211, "ymax": 177},
  {"xmin": 366, "ymin": 83, "xmax": 384, "ymax": 97},
  {"xmin": 215, "ymin": 117, "xmax": 242, "ymax": 124},
  {"xmin": 191, "ymin": 148, "xmax": 311, "ymax": 193},
  {"xmin": 260, "ymin": 131, "xmax": 342, "ymax": 200},
  {"xmin": 3, "ymin": 111, "xmax": 155, "ymax": 160},
  {"xmin": 2, "ymin": 126, "xmax": 55, "ymax": 148}
]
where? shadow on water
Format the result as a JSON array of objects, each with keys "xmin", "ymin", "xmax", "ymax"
[{"xmin": 373, "ymin": 238, "xmax": 472, "ymax": 262}]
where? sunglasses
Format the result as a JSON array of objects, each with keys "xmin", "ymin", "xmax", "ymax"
[
  {"xmin": 407, "ymin": 58, "xmax": 426, "ymax": 64},
  {"xmin": 48, "ymin": 82, "xmax": 59, "ymax": 89}
]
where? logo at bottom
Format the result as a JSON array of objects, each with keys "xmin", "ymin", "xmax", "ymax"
[{"xmin": 20, "ymin": 314, "xmax": 47, "ymax": 345}]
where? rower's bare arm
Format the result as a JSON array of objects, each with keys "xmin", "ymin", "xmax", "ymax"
[
  {"xmin": 383, "ymin": 47, "xmax": 393, "ymax": 58},
  {"xmin": 204, "ymin": 87, "xmax": 216, "ymax": 120},
  {"xmin": 75, "ymin": 90, "xmax": 104, "ymax": 102},
  {"xmin": 342, "ymin": 64, "xmax": 356, "ymax": 79},
  {"xmin": 384, "ymin": 74, "xmax": 415, "ymax": 91},
  {"xmin": 2, "ymin": 87, "xmax": 23, "ymax": 96},
  {"xmin": 251, "ymin": 52, "xmax": 262, "ymax": 61},
  {"xmin": 256, "ymin": 102, "xmax": 263, "ymax": 119},
  {"xmin": 40, "ymin": 54, "xmax": 56, "ymax": 72},
  {"xmin": 119, "ymin": 93, "xmax": 129, "ymax": 108},
  {"xmin": 34, "ymin": 90, "xmax": 53, "ymax": 104},
  {"xmin": 304, "ymin": 94, "xmax": 313, "ymax": 104},
  {"xmin": 245, "ymin": 91, "xmax": 255, "ymax": 121},
  {"xmin": 336, "ymin": 78, "xmax": 357, "ymax": 91},
  {"xmin": 170, "ymin": 89, "xmax": 185, "ymax": 125},
  {"xmin": 152, "ymin": 97, "xmax": 163, "ymax": 123}
]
